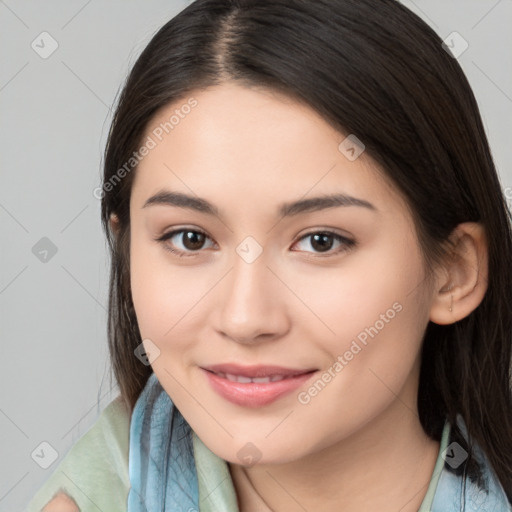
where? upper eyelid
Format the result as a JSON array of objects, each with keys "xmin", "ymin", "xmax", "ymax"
[
  {"xmin": 158, "ymin": 226, "xmax": 352, "ymax": 240},
  {"xmin": 158, "ymin": 227, "xmax": 213, "ymax": 242}
]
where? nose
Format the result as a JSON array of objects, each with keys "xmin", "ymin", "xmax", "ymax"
[{"xmin": 215, "ymin": 249, "xmax": 291, "ymax": 345}]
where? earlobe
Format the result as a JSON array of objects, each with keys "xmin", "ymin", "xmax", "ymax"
[
  {"xmin": 429, "ymin": 222, "xmax": 488, "ymax": 326},
  {"xmin": 110, "ymin": 212, "xmax": 121, "ymax": 235}
]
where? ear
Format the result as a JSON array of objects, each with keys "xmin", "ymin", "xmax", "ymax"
[
  {"xmin": 110, "ymin": 212, "xmax": 121, "ymax": 235},
  {"xmin": 429, "ymin": 222, "xmax": 488, "ymax": 325}
]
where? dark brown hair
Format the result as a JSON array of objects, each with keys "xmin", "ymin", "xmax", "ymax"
[{"xmin": 100, "ymin": 0, "xmax": 512, "ymax": 499}]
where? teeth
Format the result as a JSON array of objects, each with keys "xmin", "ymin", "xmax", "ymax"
[
  {"xmin": 238, "ymin": 376, "xmax": 253, "ymax": 383},
  {"xmin": 225, "ymin": 373, "xmax": 252, "ymax": 383},
  {"xmin": 218, "ymin": 372, "xmax": 287, "ymax": 383},
  {"xmin": 252, "ymin": 377, "xmax": 272, "ymax": 383}
]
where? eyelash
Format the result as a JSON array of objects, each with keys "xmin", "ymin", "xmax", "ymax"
[{"xmin": 155, "ymin": 228, "xmax": 356, "ymax": 258}]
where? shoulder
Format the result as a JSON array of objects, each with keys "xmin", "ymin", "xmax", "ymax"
[{"xmin": 25, "ymin": 395, "xmax": 132, "ymax": 512}]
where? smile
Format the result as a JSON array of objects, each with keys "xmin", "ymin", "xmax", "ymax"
[{"xmin": 201, "ymin": 364, "xmax": 317, "ymax": 407}]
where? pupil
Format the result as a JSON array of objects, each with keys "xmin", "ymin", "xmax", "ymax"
[
  {"xmin": 311, "ymin": 233, "xmax": 333, "ymax": 252},
  {"xmin": 183, "ymin": 231, "xmax": 205, "ymax": 250}
]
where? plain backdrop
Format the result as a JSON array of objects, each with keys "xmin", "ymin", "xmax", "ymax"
[{"xmin": 0, "ymin": 1, "xmax": 511, "ymax": 510}]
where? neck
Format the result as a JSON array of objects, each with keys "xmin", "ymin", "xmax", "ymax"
[{"xmin": 229, "ymin": 383, "xmax": 440, "ymax": 512}]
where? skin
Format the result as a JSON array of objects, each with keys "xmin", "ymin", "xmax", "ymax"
[
  {"xmin": 117, "ymin": 82, "xmax": 487, "ymax": 511},
  {"xmin": 42, "ymin": 492, "xmax": 79, "ymax": 512}
]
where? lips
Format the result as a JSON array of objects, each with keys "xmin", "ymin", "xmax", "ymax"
[{"xmin": 201, "ymin": 364, "xmax": 317, "ymax": 407}]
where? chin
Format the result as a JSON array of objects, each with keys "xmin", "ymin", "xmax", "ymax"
[{"xmin": 197, "ymin": 428, "xmax": 313, "ymax": 468}]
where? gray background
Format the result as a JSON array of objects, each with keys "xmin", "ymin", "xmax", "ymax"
[{"xmin": 0, "ymin": 1, "xmax": 510, "ymax": 510}]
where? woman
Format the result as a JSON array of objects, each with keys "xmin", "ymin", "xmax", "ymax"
[{"xmin": 27, "ymin": 0, "xmax": 512, "ymax": 510}]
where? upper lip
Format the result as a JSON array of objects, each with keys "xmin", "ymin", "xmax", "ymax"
[{"xmin": 202, "ymin": 364, "xmax": 317, "ymax": 378}]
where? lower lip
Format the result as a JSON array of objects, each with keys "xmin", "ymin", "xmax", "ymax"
[{"xmin": 202, "ymin": 369, "xmax": 316, "ymax": 407}]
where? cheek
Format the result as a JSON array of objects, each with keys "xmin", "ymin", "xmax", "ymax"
[
  {"xmin": 129, "ymin": 228, "xmax": 216, "ymax": 357},
  {"xmin": 287, "ymin": 237, "xmax": 430, "ymax": 419},
  {"xmin": 130, "ymin": 227, "xmax": 183, "ymax": 341},
  {"xmin": 317, "ymin": 244, "xmax": 428, "ymax": 395},
  {"xmin": 287, "ymin": 263, "xmax": 428, "ymax": 457},
  {"xmin": 281, "ymin": 237, "xmax": 427, "ymax": 353}
]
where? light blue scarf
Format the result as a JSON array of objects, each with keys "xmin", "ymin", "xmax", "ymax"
[
  {"xmin": 127, "ymin": 372, "xmax": 198, "ymax": 511},
  {"xmin": 127, "ymin": 372, "xmax": 511, "ymax": 511}
]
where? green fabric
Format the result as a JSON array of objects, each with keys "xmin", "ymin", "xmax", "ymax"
[
  {"xmin": 26, "ymin": 394, "xmax": 450, "ymax": 512},
  {"xmin": 193, "ymin": 432, "xmax": 240, "ymax": 511},
  {"xmin": 25, "ymin": 396, "xmax": 131, "ymax": 512}
]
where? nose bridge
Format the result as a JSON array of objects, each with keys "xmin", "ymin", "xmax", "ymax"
[
  {"xmin": 216, "ymin": 237, "xmax": 287, "ymax": 341},
  {"xmin": 226, "ymin": 240, "xmax": 272, "ymax": 315}
]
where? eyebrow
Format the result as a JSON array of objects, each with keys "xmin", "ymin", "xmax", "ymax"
[{"xmin": 142, "ymin": 189, "xmax": 377, "ymax": 218}]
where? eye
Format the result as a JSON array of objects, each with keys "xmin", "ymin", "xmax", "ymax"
[
  {"xmin": 155, "ymin": 228, "xmax": 215, "ymax": 257},
  {"xmin": 155, "ymin": 228, "xmax": 356, "ymax": 258},
  {"xmin": 291, "ymin": 230, "xmax": 356, "ymax": 256}
]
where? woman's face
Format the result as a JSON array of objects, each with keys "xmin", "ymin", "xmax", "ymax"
[{"xmin": 129, "ymin": 82, "xmax": 436, "ymax": 465}]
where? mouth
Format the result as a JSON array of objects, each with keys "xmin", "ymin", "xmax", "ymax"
[{"xmin": 201, "ymin": 364, "xmax": 317, "ymax": 407}]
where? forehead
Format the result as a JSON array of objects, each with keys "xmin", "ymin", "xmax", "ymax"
[{"xmin": 131, "ymin": 83, "xmax": 406, "ymax": 218}]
